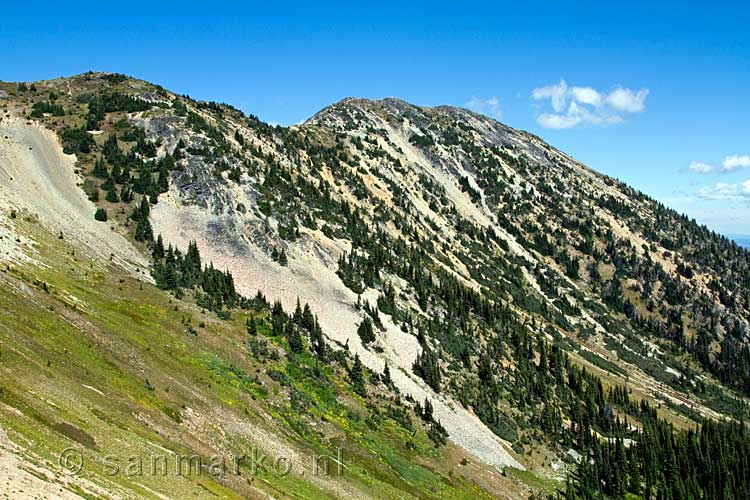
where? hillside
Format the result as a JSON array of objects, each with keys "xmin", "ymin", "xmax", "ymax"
[{"xmin": 0, "ymin": 72, "xmax": 748, "ymax": 499}]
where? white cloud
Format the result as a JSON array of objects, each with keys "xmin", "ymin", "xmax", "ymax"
[
  {"xmin": 466, "ymin": 96, "xmax": 502, "ymax": 119},
  {"xmin": 537, "ymin": 112, "xmax": 581, "ymax": 129},
  {"xmin": 532, "ymin": 80, "xmax": 568, "ymax": 112},
  {"xmin": 569, "ymin": 86, "xmax": 602, "ymax": 107},
  {"xmin": 696, "ymin": 179, "xmax": 750, "ymax": 200},
  {"xmin": 689, "ymin": 161, "xmax": 715, "ymax": 173},
  {"xmin": 531, "ymin": 80, "xmax": 648, "ymax": 129},
  {"xmin": 686, "ymin": 154, "xmax": 750, "ymax": 174},
  {"xmin": 606, "ymin": 87, "xmax": 649, "ymax": 113},
  {"xmin": 723, "ymin": 154, "xmax": 750, "ymax": 171}
]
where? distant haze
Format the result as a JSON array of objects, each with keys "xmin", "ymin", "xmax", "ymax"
[{"xmin": 730, "ymin": 235, "xmax": 750, "ymax": 249}]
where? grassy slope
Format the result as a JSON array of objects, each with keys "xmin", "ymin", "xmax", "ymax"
[{"xmin": 0, "ymin": 214, "xmax": 536, "ymax": 499}]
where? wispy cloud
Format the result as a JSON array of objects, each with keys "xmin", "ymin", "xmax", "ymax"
[
  {"xmin": 723, "ymin": 154, "xmax": 750, "ymax": 171},
  {"xmin": 688, "ymin": 161, "xmax": 716, "ymax": 173},
  {"xmin": 687, "ymin": 154, "xmax": 750, "ymax": 174},
  {"xmin": 466, "ymin": 96, "xmax": 502, "ymax": 119},
  {"xmin": 696, "ymin": 179, "xmax": 750, "ymax": 200},
  {"xmin": 531, "ymin": 80, "xmax": 648, "ymax": 129},
  {"xmin": 532, "ymin": 81, "xmax": 569, "ymax": 112}
]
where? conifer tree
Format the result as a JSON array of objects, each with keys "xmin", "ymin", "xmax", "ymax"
[
  {"xmin": 287, "ymin": 323, "xmax": 304, "ymax": 354},
  {"xmin": 293, "ymin": 298, "xmax": 303, "ymax": 325},
  {"xmin": 413, "ymin": 344, "xmax": 441, "ymax": 392},
  {"xmin": 157, "ymin": 167, "xmax": 169, "ymax": 193},
  {"xmin": 119, "ymin": 184, "xmax": 132, "ymax": 203},
  {"xmin": 247, "ymin": 314, "xmax": 257, "ymax": 336},
  {"xmin": 310, "ymin": 316, "xmax": 326, "ymax": 359},
  {"xmin": 152, "ymin": 234, "xmax": 165, "ymax": 261},
  {"xmin": 92, "ymin": 157, "xmax": 108, "ymax": 178},
  {"xmin": 349, "ymin": 354, "xmax": 366, "ymax": 396},
  {"xmin": 105, "ymin": 186, "xmax": 119, "ymax": 202},
  {"xmin": 357, "ymin": 317, "xmax": 376, "ymax": 346},
  {"xmin": 382, "ymin": 361, "xmax": 392, "ymax": 386},
  {"xmin": 301, "ymin": 303, "xmax": 315, "ymax": 332}
]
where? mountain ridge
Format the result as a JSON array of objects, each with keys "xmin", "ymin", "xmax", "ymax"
[{"xmin": 0, "ymin": 71, "xmax": 749, "ymax": 499}]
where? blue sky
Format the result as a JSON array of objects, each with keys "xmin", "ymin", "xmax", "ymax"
[{"xmin": 2, "ymin": 1, "xmax": 749, "ymax": 235}]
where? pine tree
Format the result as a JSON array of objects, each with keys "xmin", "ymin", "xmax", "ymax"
[
  {"xmin": 157, "ymin": 167, "xmax": 169, "ymax": 193},
  {"xmin": 301, "ymin": 303, "xmax": 315, "ymax": 332},
  {"xmin": 119, "ymin": 184, "xmax": 132, "ymax": 203},
  {"xmin": 413, "ymin": 345, "xmax": 441, "ymax": 392},
  {"xmin": 101, "ymin": 175, "xmax": 115, "ymax": 192},
  {"xmin": 105, "ymin": 186, "xmax": 119, "ymax": 202},
  {"xmin": 357, "ymin": 317, "xmax": 376, "ymax": 346},
  {"xmin": 310, "ymin": 316, "xmax": 327, "ymax": 359},
  {"xmin": 234, "ymin": 129, "xmax": 245, "ymax": 145},
  {"xmin": 422, "ymin": 398, "xmax": 433, "ymax": 422},
  {"xmin": 135, "ymin": 217, "xmax": 153, "ymax": 242},
  {"xmin": 163, "ymin": 261, "xmax": 177, "ymax": 290},
  {"xmin": 350, "ymin": 354, "xmax": 366, "ymax": 396},
  {"xmin": 110, "ymin": 163, "xmax": 122, "ymax": 183},
  {"xmin": 293, "ymin": 298, "xmax": 303, "ymax": 325},
  {"xmin": 427, "ymin": 419, "xmax": 448, "ymax": 446},
  {"xmin": 287, "ymin": 323, "xmax": 304, "ymax": 354},
  {"xmin": 152, "ymin": 234, "xmax": 165, "ymax": 260},
  {"xmin": 247, "ymin": 314, "xmax": 257, "ymax": 336},
  {"xmin": 92, "ymin": 157, "xmax": 108, "ymax": 178},
  {"xmin": 382, "ymin": 362, "xmax": 392, "ymax": 386}
]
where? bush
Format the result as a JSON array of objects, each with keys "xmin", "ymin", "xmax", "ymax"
[
  {"xmin": 30, "ymin": 101, "xmax": 65, "ymax": 118},
  {"xmin": 427, "ymin": 420, "xmax": 448, "ymax": 446},
  {"xmin": 94, "ymin": 208, "xmax": 107, "ymax": 221},
  {"xmin": 61, "ymin": 127, "xmax": 95, "ymax": 153},
  {"xmin": 409, "ymin": 132, "xmax": 434, "ymax": 148},
  {"xmin": 83, "ymin": 180, "xmax": 99, "ymax": 202}
]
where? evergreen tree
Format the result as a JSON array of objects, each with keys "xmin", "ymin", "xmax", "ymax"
[
  {"xmin": 349, "ymin": 354, "xmax": 366, "ymax": 396},
  {"xmin": 413, "ymin": 344, "xmax": 441, "ymax": 392},
  {"xmin": 293, "ymin": 298, "xmax": 303, "ymax": 325},
  {"xmin": 287, "ymin": 323, "xmax": 304, "ymax": 354},
  {"xmin": 357, "ymin": 317, "xmax": 376, "ymax": 346},
  {"xmin": 152, "ymin": 234, "xmax": 165, "ymax": 260},
  {"xmin": 105, "ymin": 186, "xmax": 119, "ymax": 202},
  {"xmin": 157, "ymin": 166, "xmax": 169, "ymax": 193},
  {"xmin": 310, "ymin": 316, "xmax": 327, "ymax": 359},
  {"xmin": 92, "ymin": 157, "xmax": 108, "ymax": 178},
  {"xmin": 301, "ymin": 303, "xmax": 315, "ymax": 332},
  {"xmin": 247, "ymin": 314, "xmax": 257, "ymax": 336},
  {"xmin": 382, "ymin": 361, "xmax": 392, "ymax": 386}
]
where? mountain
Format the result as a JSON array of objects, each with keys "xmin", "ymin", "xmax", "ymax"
[{"xmin": 0, "ymin": 72, "xmax": 748, "ymax": 500}]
